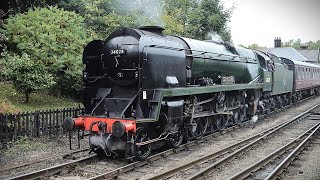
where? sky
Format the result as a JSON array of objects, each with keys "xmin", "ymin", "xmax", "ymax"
[{"xmin": 222, "ymin": 0, "xmax": 320, "ymax": 47}]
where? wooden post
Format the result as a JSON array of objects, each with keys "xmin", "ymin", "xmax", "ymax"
[
  {"xmin": 55, "ymin": 109, "xmax": 59, "ymax": 134},
  {"xmin": 45, "ymin": 110, "xmax": 48, "ymax": 135},
  {"xmin": 13, "ymin": 114, "xmax": 17, "ymax": 141},
  {"xmin": 29, "ymin": 112, "xmax": 33, "ymax": 139},
  {"xmin": 4, "ymin": 114, "xmax": 8, "ymax": 143},
  {"xmin": 49, "ymin": 109, "xmax": 52, "ymax": 135},
  {"xmin": 26, "ymin": 112, "xmax": 29, "ymax": 138},
  {"xmin": 36, "ymin": 111, "xmax": 40, "ymax": 137},
  {"xmin": 9, "ymin": 115, "xmax": 13, "ymax": 141},
  {"xmin": 62, "ymin": 108, "xmax": 66, "ymax": 130},
  {"xmin": 40, "ymin": 110, "xmax": 44, "ymax": 135},
  {"xmin": 17, "ymin": 113, "xmax": 21, "ymax": 138},
  {"xmin": 73, "ymin": 108, "xmax": 76, "ymax": 118},
  {"xmin": 59, "ymin": 109, "xmax": 62, "ymax": 132},
  {"xmin": 0, "ymin": 114, "xmax": 3, "ymax": 143},
  {"xmin": 68, "ymin": 108, "xmax": 71, "ymax": 117},
  {"xmin": 22, "ymin": 112, "xmax": 25, "ymax": 137}
]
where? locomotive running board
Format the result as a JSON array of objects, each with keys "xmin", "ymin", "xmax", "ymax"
[{"xmin": 136, "ymin": 83, "xmax": 263, "ymax": 123}]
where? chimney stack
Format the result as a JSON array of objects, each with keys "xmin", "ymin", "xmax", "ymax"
[
  {"xmin": 274, "ymin": 37, "xmax": 281, "ymax": 48},
  {"xmin": 317, "ymin": 47, "xmax": 320, "ymax": 64}
]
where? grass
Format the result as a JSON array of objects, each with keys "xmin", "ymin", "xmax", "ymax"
[{"xmin": 0, "ymin": 81, "xmax": 81, "ymax": 113}]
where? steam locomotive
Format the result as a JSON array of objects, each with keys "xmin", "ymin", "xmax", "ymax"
[{"xmin": 64, "ymin": 26, "xmax": 320, "ymax": 160}]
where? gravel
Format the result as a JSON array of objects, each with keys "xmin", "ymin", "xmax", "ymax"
[
  {"xmin": 282, "ymin": 137, "xmax": 320, "ymax": 180},
  {"xmin": 0, "ymin": 134, "xmax": 90, "ymax": 179},
  {"xmin": 204, "ymin": 118, "xmax": 319, "ymax": 180}
]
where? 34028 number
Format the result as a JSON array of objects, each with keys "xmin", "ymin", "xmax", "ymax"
[{"xmin": 110, "ymin": 49, "xmax": 126, "ymax": 56}]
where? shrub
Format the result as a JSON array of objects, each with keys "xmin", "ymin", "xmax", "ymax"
[
  {"xmin": 1, "ymin": 6, "xmax": 91, "ymax": 96},
  {"xmin": 1, "ymin": 53, "xmax": 55, "ymax": 103}
]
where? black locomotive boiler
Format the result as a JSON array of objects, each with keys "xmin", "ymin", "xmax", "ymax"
[{"xmin": 64, "ymin": 26, "xmax": 320, "ymax": 160}]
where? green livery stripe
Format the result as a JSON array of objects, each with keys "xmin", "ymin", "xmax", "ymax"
[{"xmin": 161, "ymin": 83, "xmax": 263, "ymax": 97}]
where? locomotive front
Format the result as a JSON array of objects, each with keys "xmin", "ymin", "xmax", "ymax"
[{"xmin": 65, "ymin": 28, "xmax": 147, "ymax": 157}]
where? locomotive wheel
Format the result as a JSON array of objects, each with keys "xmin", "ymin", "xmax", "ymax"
[
  {"xmin": 167, "ymin": 128, "xmax": 184, "ymax": 148},
  {"xmin": 189, "ymin": 118, "xmax": 209, "ymax": 137},
  {"xmin": 134, "ymin": 127, "xmax": 151, "ymax": 160},
  {"xmin": 238, "ymin": 106, "xmax": 246, "ymax": 123},
  {"xmin": 199, "ymin": 118, "xmax": 209, "ymax": 135},
  {"xmin": 215, "ymin": 115, "xmax": 226, "ymax": 130},
  {"xmin": 232, "ymin": 110, "xmax": 240, "ymax": 125},
  {"xmin": 206, "ymin": 117, "xmax": 215, "ymax": 133}
]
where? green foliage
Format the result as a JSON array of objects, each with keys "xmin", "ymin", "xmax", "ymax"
[
  {"xmin": 282, "ymin": 39, "xmax": 320, "ymax": 50},
  {"xmin": 305, "ymin": 40, "xmax": 320, "ymax": 50},
  {"xmin": 7, "ymin": 0, "xmax": 60, "ymax": 14},
  {"xmin": 61, "ymin": 0, "xmax": 157, "ymax": 39},
  {"xmin": 1, "ymin": 6, "xmax": 91, "ymax": 96},
  {"xmin": 247, "ymin": 43, "xmax": 266, "ymax": 50},
  {"xmin": 0, "ymin": 81, "xmax": 79, "ymax": 113},
  {"xmin": 162, "ymin": 11, "xmax": 185, "ymax": 36},
  {"xmin": 1, "ymin": 53, "xmax": 55, "ymax": 103},
  {"xmin": 61, "ymin": 0, "xmax": 232, "ymax": 41},
  {"xmin": 163, "ymin": 0, "xmax": 232, "ymax": 41}
]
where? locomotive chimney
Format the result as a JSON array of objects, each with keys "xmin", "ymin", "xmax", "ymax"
[
  {"xmin": 318, "ymin": 47, "xmax": 320, "ymax": 64},
  {"xmin": 274, "ymin": 37, "xmax": 282, "ymax": 48},
  {"xmin": 139, "ymin": 26, "xmax": 165, "ymax": 35}
]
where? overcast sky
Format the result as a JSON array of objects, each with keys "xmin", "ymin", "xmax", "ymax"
[{"xmin": 222, "ymin": 0, "xmax": 320, "ymax": 47}]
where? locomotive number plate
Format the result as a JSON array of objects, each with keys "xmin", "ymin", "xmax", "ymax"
[
  {"xmin": 221, "ymin": 76, "xmax": 235, "ymax": 85},
  {"xmin": 110, "ymin": 49, "xmax": 126, "ymax": 56}
]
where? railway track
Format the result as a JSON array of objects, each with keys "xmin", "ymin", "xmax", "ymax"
[
  {"xmin": 229, "ymin": 122, "xmax": 320, "ymax": 180},
  {"xmin": 0, "ymin": 148, "xmax": 90, "ymax": 173},
  {"xmin": 146, "ymin": 105, "xmax": 320, "ymax": 180},
  {"xmin": 87, "ymin": 99, "xmax": 319, "ymax": 180},
  {"xmin": 7, "ymin": 155, "xmax": 97, "ymax": 180},
  {"xmin": 3, "ymin": 96, "xmax": 318, "ymax": 180},
  {"xmin": 0, "ymin": 148, "xmax": 94, "ymax": 180}
]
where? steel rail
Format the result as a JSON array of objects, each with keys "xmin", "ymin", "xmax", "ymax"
[
  {"xmin": 228, "ymin": 122, "xmax": 320, "ymax": 180},
  {"xmin": 6, "ymin": 154, "xmax": 97, "ymax": 180},
  {"xmin": 186, "ymin": 104, "xmax": 319, "ymax": 180},
  {"xmin": 89, "ymin": 98, "xmax": 318, "ymax": 180},
  {"xmin": 265, "ymin": 122, "xmax": 320, "ymax": 180},
  {"xmin": 88, "ymin": 129, "xmax": 231, "ymax": 180},
  {"xmin": 0, "ymin": 148, "xmax": 90, "ymax": 173},
  {"xmin": 147, "ymin": 104, "xmax": 316, "ymax": 180},
  {"xmin": 146, "ymin": 119, "xmax": 299, "ymax": 179}
]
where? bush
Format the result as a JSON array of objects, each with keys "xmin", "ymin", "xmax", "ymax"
[
  {"xmin": 1, "ymin": 6, "xmax": 91, "ymax": 96},
  {"xmin": 1, "ymin": 53, "xmax": 55, "ymax": 103}
]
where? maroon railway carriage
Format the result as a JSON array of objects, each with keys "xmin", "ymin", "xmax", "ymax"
[{"xmin": 283, "ymin": 58, "xmax": 320, "ymax": 100}]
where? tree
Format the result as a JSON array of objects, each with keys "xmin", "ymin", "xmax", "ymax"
[
  {"xmin": 162, "ymin": 10, "xmax": 185, "ymax": 36},
  {"xmin": 163, "ymin": 0, "xmax": 233, "ymax": 41},
  {"xmin": 306, "ymin": 40, "xmax": 320, "ymax": 50},
  {"xmin": 247, "ymin": 43, "xmax": 266, "ymax": 50},
  {"xmin": 282, "ymin": 39, "xmax": 320, "ymax": 50},
  {"xmin": 282, "ymin": 39, "xmax": 294, "ymax": 47},
  {"xmin": 0, "ymin": 53, "xmax": 55, "ymax": 103},
  {"xmin": 61, "ymin": 0, "xmax": 232, "ymax": 41},
  {"xmin": 1, "ymin": 6, "xmax": 91, "ymax": 96},
  {"xmin": 60, "ymin": 0, "xmax": 157, "ymax": 39},
  {"xmin": 292, "ymin": 39, "xmax": 302, "ymax": 49}
]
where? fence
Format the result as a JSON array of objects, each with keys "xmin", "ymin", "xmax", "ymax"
[{"xmin": 0, "ymin": 107, "xmax": 84, "ymax": 145}]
